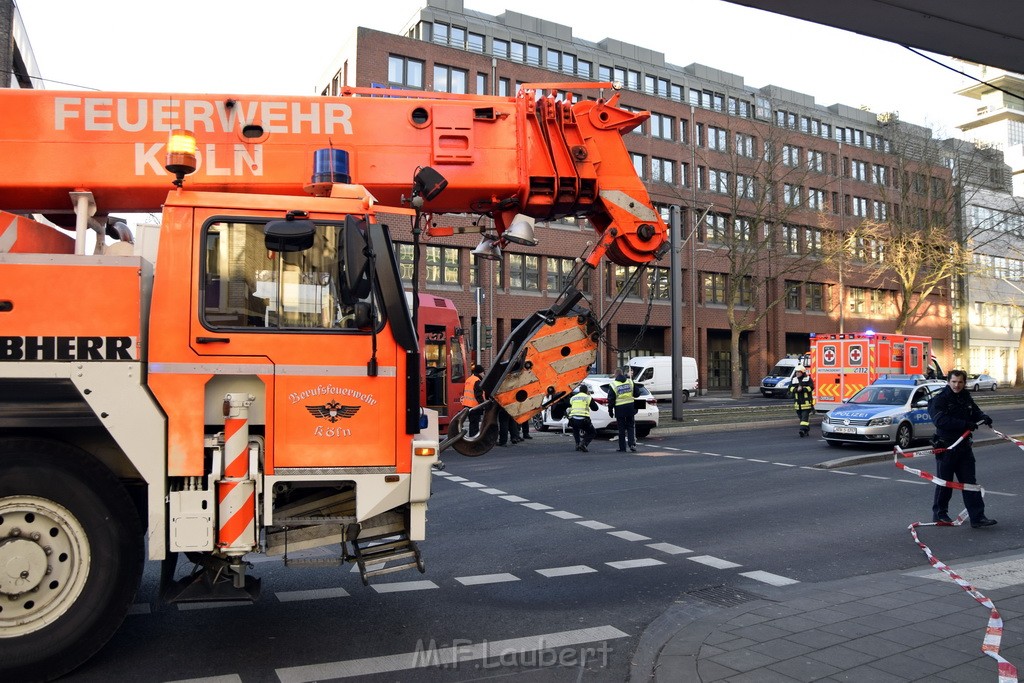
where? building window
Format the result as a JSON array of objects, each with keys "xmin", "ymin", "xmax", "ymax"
[
  {"xmin": 631, "ymin": 153, "xmax": 646, "ymax": 179},
  {"xmin": 598, "ymin": 64, "xmax": 612, "ymax": 82},
  {"xmin": 510, "ymin": 40, "xmax": 525, "ymax": 62},
  {"xmin": 735, "ymin": 276, "xmax": 753, "ymax": 306},
  {"xmin": 807, "ymin": 188, "xmax": 825, "ymax": 210},
  {"xmin": 708, "ymin": 126, "xmax": 727, "ymax": 151},
  {"xmin": 735, "ymin": 132, "xmax": 755, "ymax": 158},
  {"xmin": 647, "ymin": 267, "xmax": 670, "ymax": 299},
  {"xmin": 508, "ymin": 254, "xmax": 539, "ymax": 290},
  {"xmin": 737, "ymin": 174, "xmax": 755, "ymax": 199},
  {"xmin": 783, "ymin": 183, "xmax": 801, "ymax": 207},
  {"xmin": 526, "ymin": 44, "xmax": 541, "ymax": 66},
  {"xmin": 397, "ymin": 243, "xmax": 415, "ymax": 283},
  {"xmin": 807, "ymin": 283, "xmax": 825, "ymax": 311},
  {"xmin": 547, "ymin": 256, "xmax": 577, "ymax": 292},
  {"xmin": 851, "ymin": 160, "xmax": 868, "ymax": 182},
  {"xmin": 807, "ymin": 149, "xmax": 824, "ymax": 172},
  {"xmin": 783, "ymin": 225, "xmax": 801, "ymax": 254},
  {"xmin": 733, "ymin": 217, "xmax": 753, "ymax": 243},
  {"xmin": 650, "ymin": 112, "xmax": 674, "ymax": 140},
  {"xmin": 612, "ymin": 265, "xmax": 641, "ymax": 297},
  {"xmin": 706, "ymin": 212, "xmax": 727, "ymax": 242},
  {"xmin": 806, "ymin": 228, "xmax": 822, "ymax": 255},
  {"xmin": 848, "ymin": 287, "xmax": 866, "ymax": 314},
  {"xmin": 388, "ymin": 55, "xmax": 424, "ymax": 88},
  {"xmin": 476, "ymin": 73, "xmax": 487, "ymax": 95},
  {"xmin": 498, "ymin": 78, "xmax": 510, "ymax": 97},
  {"xmin": 782, "ymin": 144, "xmax": 801, "ymax": 167},
  {"xmin": 652, "ymin": 157, "xmax": 674, "ymax": 184},
  {"xmin": 492, "ymin": 38, "xmax": 509, "ymax": 59},
  {"xmin": 873, "ymin": 165, "xmax": 888, "ymax": 185},
  {"xmin": 433, "ymin": 65, "xmax": 468, "ymax": 94},
  {"xmin": 578, "ymin": 60, "xmax": 592, "ymax": 78},
  {"xmin": 467, "ymin": 32, "xmax": 484, "ymax": 52},
  {"xmin": 852, "ymin": 196, "xmax": 869, "ymax": 217},
  {"xmin": 872, "ymin": 200, "xmax": 887, "ymax": 221},
  {"xmin": 425, "ymin": 246, "xmax": 460, "ymax": 285},
  {"xmin": 703, "ymin": 273, "xmax": 726, "ymax": 304},
  {"xmin": 785, "ymin": 281, "xmax": 801, "ymax": 310},
  {"xmin": 710, "ymin": 169, "xmax": 730, "ymax": 194}
]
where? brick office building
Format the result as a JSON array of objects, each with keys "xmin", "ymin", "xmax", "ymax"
[{"xmin": 317, "ymin": 0, "xmax": 953, "ymax": 390}]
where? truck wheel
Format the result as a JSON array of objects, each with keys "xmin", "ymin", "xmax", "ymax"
[
  {"xmin": 0, "ymin": 439, "xmax": 144, "ymax": 681},
  {"xmin": 895, "ymin": 423, "xmax": 913, "ymax": 450}
]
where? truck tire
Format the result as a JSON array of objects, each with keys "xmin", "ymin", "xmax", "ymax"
[
  {"xmin": 895, "ymin": 423, "xmax": 913, "ymax": 450},
  {"xmin": 0, "ymin": 438, "xmax": 144, "ymax": 681}
]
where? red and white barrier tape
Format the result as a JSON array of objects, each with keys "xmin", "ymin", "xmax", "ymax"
[{"xmin": 894, "ymin": 427, "xmax": 1024, "ymax": 683}]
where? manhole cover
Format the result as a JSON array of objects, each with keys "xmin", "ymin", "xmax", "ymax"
[{"xmin": 685, "ymin": 585, "xmax": 764, "ymax": 607}]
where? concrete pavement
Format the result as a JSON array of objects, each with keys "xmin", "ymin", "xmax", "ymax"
[
  {"xmin": 632, "ymin": 391, "xmax": 1024, "ymax": 682},
  {"xmin": 640, "ymin": 548, "xmax": 1024, "ymax": 682}
]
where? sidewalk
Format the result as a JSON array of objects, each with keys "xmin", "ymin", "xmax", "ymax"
[{"xmin": 643, "ymin": 549, "xmax": 1024, "ymax": 682}]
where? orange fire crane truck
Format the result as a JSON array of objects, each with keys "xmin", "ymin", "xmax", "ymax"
[
  {"xmin": 0, "ymin": 84, "xmax": 667, "ymax": 679},
  {"xmin": 809, "ymin": 331, "xmax": 945, "ymax": 411}
]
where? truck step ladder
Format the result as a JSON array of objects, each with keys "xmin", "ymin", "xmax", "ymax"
[{"xmin": 349, "ymin": 529, "xmax": 425, "ymax": 585}]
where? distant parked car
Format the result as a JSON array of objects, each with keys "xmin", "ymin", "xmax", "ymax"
[
  {"xmin": 821, "ymin": 379, "xmax": 946, "ymax": 449},
  {"xmin": 967, "ymin": 374, "xmax": 998, "ymax": 391},
  {"xmin": 533, "ymin": 376, "xmax": 660, "ymax": 438}
]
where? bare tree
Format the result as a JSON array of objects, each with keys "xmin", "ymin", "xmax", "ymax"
[{"xmin": 693, "ymin": 119, "xmax": 837, "ymax": 398}]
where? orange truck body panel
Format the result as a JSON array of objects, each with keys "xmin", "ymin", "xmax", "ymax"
[{"xmin": 810, "ymin": 332, "xmax": 932, "ymax": 411}]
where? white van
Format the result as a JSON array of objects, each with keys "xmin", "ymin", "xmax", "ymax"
[
  {"xmin": 627, "ymin": 356, "xmax": 699, "ymax": 402},
  {"xmin": 759, "ymin": 356, "xmax": 807, "ymax": 398}
]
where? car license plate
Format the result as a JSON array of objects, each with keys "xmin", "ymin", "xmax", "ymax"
[{"xmin": 833, "ymin": 427, "xmax": 856, "ymax": 434}]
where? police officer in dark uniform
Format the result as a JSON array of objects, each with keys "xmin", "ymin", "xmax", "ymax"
[{"xmin": 928, "ymin": 369, "xmax": 996, "ymax": 528}]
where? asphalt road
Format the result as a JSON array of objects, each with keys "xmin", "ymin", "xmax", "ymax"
[{"xmin": 64, "ymin": 402, "xmax": 1024, "ymax": 682}]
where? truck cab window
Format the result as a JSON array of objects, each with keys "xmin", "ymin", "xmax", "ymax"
[{"xmin": 201, "ymin": 220, "xmax": 378, "ymax": 331}]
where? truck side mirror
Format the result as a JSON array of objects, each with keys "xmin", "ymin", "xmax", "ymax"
[{"xmin": 265, "ymin": 218, "xmax": 315, "ymax": 252}]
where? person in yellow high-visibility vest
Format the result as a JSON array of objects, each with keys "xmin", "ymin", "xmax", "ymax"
[
  {"xmin": 607, "ymin": 368, "xmax": 637, "ymax": 452},
  {"xmin": 567, "ymin": 384, "xmax": 598, "ymax": 452},
  {"xmin": 788, "ymin": 365, "xmax": 814, "ymax": 437},
  {"xmin": 462, "ymin": 364, "xmax": 485, "ymax": 436}
]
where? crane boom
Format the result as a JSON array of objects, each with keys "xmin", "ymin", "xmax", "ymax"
[{"xmin": 0, "ymin": 85, "xmax": 666, "ymax": 266}]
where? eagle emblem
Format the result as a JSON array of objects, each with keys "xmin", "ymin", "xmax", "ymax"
[{"xmin": 305, "ymin": 401, "xmax": 360, "ymax": 423}]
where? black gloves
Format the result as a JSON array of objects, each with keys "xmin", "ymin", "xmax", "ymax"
[{"xmin": 982, "ymin": 416, "xmax": 993, "ymax": 427}]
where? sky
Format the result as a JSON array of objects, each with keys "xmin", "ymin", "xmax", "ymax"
[{"xmin": 14, "ymin": 0, "xmax": 977, "ymax": 138}]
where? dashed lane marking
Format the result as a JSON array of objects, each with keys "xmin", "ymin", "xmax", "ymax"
[
  {"xmin": 480, "ymin": 488, "xmax": 506, "ymax": 494},
  {"xmin": 547, "ymin": 510, "xmax": 582, "ymax": 520},
  {"xmin": 689, "ymin": 555, "xmax": 742, "ymax": 570},
  {"xmin": 577, "ymin": 520, "xmax": 615, "ymax": 530},
  {"xmin": 274, "ymin": 625, "xmax": 629, "ymax": 683},
  {"xmin": 445, "ymin": 476, "xmax": 468, "ymax": 482},
  {"xmin": 607, "ymin": 558, "xmax": 665, "ymax": 570},
  {"xmin": 773, "ymin": 462, "xmax": 796, "ymax": 467},
  {"xmin": 522, "ymin": 502, "xmax": 553, "ymax": 510},
  {"xmin": 608, "ymin": 530, "xmax": 651, "ymax": 542},
  {"xmin": 537, "ymin": 565, "xmax": 599, "ymax": 578},
  {"xmin": 460, "ymin": 481, "xmax": 487, "ymax": 488},
  {"xmin": 500, "ymin": 495, "xmax": 530, "ymax": 502},
  {"xmin": 455, "ymin": 573, "xmax": 520, "ymax": 586},
  {"xmin": 372, "ymin": 580, "xmax": 438, "ymax": 594},
  {"xmin": 277, "ymin": 587, "xmax": 350, "ymax": 602},
  {"xmin": 647, "ymin": 542, "xmax": 692, "ymax": 555},
  {"xmin": 740, "ymin": 570, "xmax": 800, "ymax": 586}
]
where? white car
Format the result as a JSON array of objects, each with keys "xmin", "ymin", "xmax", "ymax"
[{"xmin": 532, "ymin": 376, "xmax": 660, "ymax": 438}]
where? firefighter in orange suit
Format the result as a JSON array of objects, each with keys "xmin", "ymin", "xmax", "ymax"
[{"xmin": 789, "ymin": 365, "xmax": 814, "ymax": 437}]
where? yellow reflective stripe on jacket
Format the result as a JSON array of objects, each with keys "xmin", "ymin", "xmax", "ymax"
[{"xmin": 569, "ymin": 392, "xmax": 591, "ymax": 417}]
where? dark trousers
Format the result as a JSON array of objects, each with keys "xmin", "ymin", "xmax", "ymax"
[
  {"xmin": 497, "ymin": 410, "xmax": 521, "ymax": 445},
  {"xmin": 932, "ymin": 443, "xmax": 985, "ymax": 521},
  {"xmin": 614, "ymin": 404, "xmax": 636, "ymax": 450},
  {"xmin": 796, "ymin": 408, "xmax": 811, "ymax": 434},
  {"xmin": 570, "ymin": 416, "xmax": 595, "ymax": 448}
]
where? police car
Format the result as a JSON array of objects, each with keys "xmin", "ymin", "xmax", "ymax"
[{"xmin": 821, "ymin": 378, "xmax": 946, "ymax": 448}]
